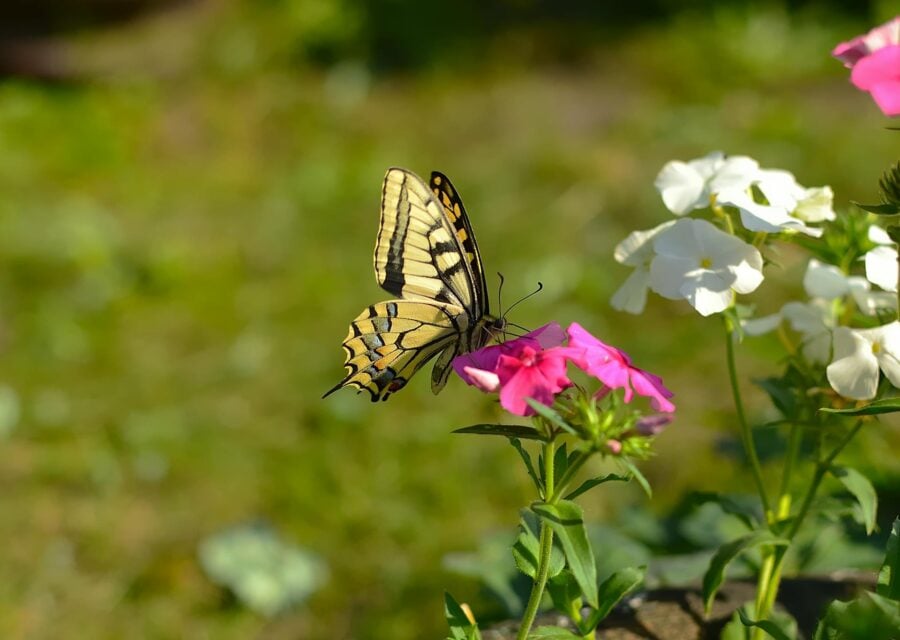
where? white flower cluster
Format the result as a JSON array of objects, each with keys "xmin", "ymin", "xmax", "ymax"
[{"xmin": 612, "ymin": 151, "xmax": 900, "ymax": 400}]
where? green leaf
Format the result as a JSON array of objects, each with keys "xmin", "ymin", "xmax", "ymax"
[
  {"xmin": 525, "ymin": 399, "xmax": 578, "ymax": 436},
  {"xmin": 553, "ymin": 443, "xmax": 569, "ymax": 486},
  {"xmin": 702, "ymin": 531, "xmax": 788, "ymax": 613},
  {"xmin": 820, "ymin": 397, "xmax": 900, "ymax": 415},
  {"xmin": 509, "ymin": 438, "xmax": 542, "ymax": 491},
  {"xmin": 512, "ymin": 517, "xmax": 565, "ymax": 580},
  {"xmin": 738, "ymin": 607, "xmax": 796, "ymax": 640},
  {"xmin": 816, "ymin": 592, "xmax": 900, "ymax": 639},
  {"xmin": 527, "ymin": 626, "xmax": 580, "ymax": 639},
  {"xmin": 444, "ymin": 592, "xmax": 480, "ymax": 640},
  {"xmin": 454, "ymin": 424, "xmax": 546, "ymax": 440},
  {"xmin": 877, "ymin": 517, "xmax": 900, "ymax": 600},
  {"xmin": 564, "ymin": 473, "xmax": 630, "ymax": 500},
  {"xmin": 828, "ymin": 465, "xmax": 878, "ymax": 535},
  {"xmin": 688, "ymin": 491, "xmax": 761, "ymax": 530},
  {"xmin": 546, "ymin": 570, "xmax": 581, "ymax": 620},
  {"xmin": 755, "ymin": 377, "xmax": 798, "ymax": 420},
  {"xmin": 532, "ymin": 500, "xmax": 599, "ymax": 608},
  {"xmin": 583, "ymin": 566, "xmax": 645, "ymax": 630},
  {"xmin": 620, "ymin": 458, "xmax": 652, "ymax": 498},
  {"xmin": 852, "ymin": 201, "xmax": 900, "ymax": 215}
]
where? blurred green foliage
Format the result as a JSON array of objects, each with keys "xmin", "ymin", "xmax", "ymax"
[{"xmin": 0, "ymin": 1, "xmax": 898, "ymax": 638}]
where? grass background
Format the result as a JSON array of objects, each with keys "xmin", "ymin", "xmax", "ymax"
[{"xmin": 0, "ymin": 1, "xmax": 898, "ymax": 637}]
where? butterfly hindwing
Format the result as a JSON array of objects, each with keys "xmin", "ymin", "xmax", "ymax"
[
  {"xmin": 325, "ymin": 299, "xmax": 469, "ymax": 401},
  {"xmin": 327, "ymin": 168, "xmax": 495, "ymax": 401}
]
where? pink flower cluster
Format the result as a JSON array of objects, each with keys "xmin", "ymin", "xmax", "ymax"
[
  {"xmin": 833, "ymin": 16, "xmax": 900, "ymax": 116},
  {"xmin": 452, "ymin": 322, "xmax": 675, "ymax": 417}
]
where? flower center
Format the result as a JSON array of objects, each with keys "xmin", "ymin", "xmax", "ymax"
[
  {"xmin": 699, "ymin": 256, "xmax": 713, "ymax": 269},
  {"xmin": 872, "ymin": 340, "xmax": 882, "ymax": 354},
  {"xmin": 519, "ymin": 346, "xmax": 537, "ymax": 367}
]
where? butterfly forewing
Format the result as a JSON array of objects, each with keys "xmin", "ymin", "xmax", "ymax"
[
  {"xmin": 429, "ymin": 171, "xmax": 489, "ymax": 319},
  {"xmin": 375, "ymin": 168, "xmax": 478, "ymax": 313}
]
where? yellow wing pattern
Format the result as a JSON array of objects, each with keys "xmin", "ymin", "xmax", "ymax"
[{"xmin": 325, "ymin": 168, "xmax": 495, "ymax": 401}]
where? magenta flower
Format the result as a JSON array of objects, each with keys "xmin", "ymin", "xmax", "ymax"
[
  {"xmin": 563, "ymin": 323, "xmax": 675, "ymax": 413},
  {"xmin": 455, "ymin": 321, "xmax": 675, "ymax": 417},
  {"xmin": 833, "ymin": 17, "xmax": 900, "ymax": 116},
  {"xmin": 453, "ymin": 322, "xmax": 570, "ymax": 416}
]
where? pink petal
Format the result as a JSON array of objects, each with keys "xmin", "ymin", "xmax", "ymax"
[
  {"xmin": 495, "ymin": 348, "xmax": 572, "ymax": 416},
  {"xmin": 630, "ymin": 368, "xmax": 676, "ymax": 413},
  {"xmin": 850, "ymin": 45, "xmax": 900, "ymax": 90},
  {"xmin": 833, "ymin": 38, "xmax": 870, "ymax": 67},
  {"xmin": 869, "ymin": 79, "xmax": 900, "ymax": 116},
  {"xmin": 462, "ymin": 366, "xmax": 500, "ymax": 392},
  {"xmin": 635, "ymin": 414, "xmax": 672, "ymax": 436}
]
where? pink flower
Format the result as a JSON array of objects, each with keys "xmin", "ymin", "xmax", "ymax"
[
  {"xmin": 833, "ymin": 17, "xmax": 900, "ymax": 116},
  {"xmin": 563, "ymin": 323, "xmax": 675, "ymax": 413},
  {"xmin": 453, "ymin": 322, "xmax": 570, "ymax": 416},
  {"xmin": 453, "ymin": 322, "xmax": 565, "ymax": 385}
]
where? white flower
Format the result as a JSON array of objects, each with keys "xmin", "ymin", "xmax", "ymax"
[
  {"xmin": 803, "ymin": 258, "xmax": 894, "ymax": 316},
  {"xmin": 827, "ymin": 321, "xmax": 900, "ymax": 400},
  {"xmin": 794, "ymin": 187, "xmax": 836, "ymax": 223},
  {"xmin": 610, "ymin": 221, "xmax": 676, "ymax": 314},
  {"xmin": 649, "ymin": 218, "xmax": 764, "ymax": 316},
  {"xmin": 655, "ymin": 152, "xmax": 759, "ymax": 215},
  {"xmin": 718, "ymin": 188, "xmax": 824, "ymax": 237},
  {"xmin": 869, "ymin": 225, "xmax": 892, "ymax": 245},
  {"xmin": 742, "ymin": 299, "xmax": 835, "ymax": 363},
  {"xmin": 715, "ymin": 168, "xmax": 834, "ymax": 237}
]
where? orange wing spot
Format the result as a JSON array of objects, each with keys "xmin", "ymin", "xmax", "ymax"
[
  {"xmin": 374, "ymin": 360, "xmax": 388, "ymax": 371},
  {"xmin": 376, "ymin": 345, "xmax": 393, "ymax": 356},
  {"xmin": 457, "ymin": 228, "xmax": 468, "ymax": 242},
  {"xmin": 433, "ymin": 175, "xmax": 442, "ymax": 185},
  {"xmin": 453, "ymin": 203, "xmax": 462, "ymax": 218}
]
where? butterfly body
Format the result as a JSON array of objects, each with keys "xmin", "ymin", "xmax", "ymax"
[{"xmin": 326, "ymin": 168, "xmax": 501, "ymax": 401}]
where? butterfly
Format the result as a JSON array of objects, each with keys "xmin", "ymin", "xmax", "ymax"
[{"xmin": 325, "ymin": 168, "xmax": 503, "ymax": 401}]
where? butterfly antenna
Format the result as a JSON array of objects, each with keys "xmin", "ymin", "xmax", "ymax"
[
  {"xmin": 496, "ymin": 272, "xmax": 506, "ymax": 318},
  {"xmin": 504, "ymin": 282, "xmax": 544, "ymax": 318}
]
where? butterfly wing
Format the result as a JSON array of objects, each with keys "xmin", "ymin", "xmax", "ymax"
[
  {"xmin": 323, "ymin": 299, "xmax": 470, "ymax": 401},
  {"xmin": 327, "ymin": 168, "xmax": 492, "ymax": 401}
]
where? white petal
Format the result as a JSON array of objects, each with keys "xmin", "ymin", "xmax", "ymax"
[
  {"xmin": 680, "ymin": 270, "xmax": 734, "ymax": 316},
  {"xmin": 848, "ymin": 277, "xmax": 896, "ymax": 316},
  {"xmin": 709, "ymin": 156, "xmax": 760, "ymax": 194},
  {"xmin": 648, "ymin": 254, "xmax": 696, "ymax": 299},
  {"xmin": 802, "ymin": 330, "xmax": 833, "ymax": 364},
  {"xmin": 755, "ymin": 169, "xmax": 803, "ymax": 210},
  {"xmin": 793, "ymin": 186, "xmax": 836, "ymax": 222},
  {"xmin": 868, "ymin": 225, "xmax": 893, "ymax": 245},
  {"xmin": 804, "ymin": 259, "xmax": 849, "ymax": 299},
  {"xmin": 827, "ymin": 327, "xmax": 880, "ymax": 400},
  {"xmin": 613, "ymin": 220, "xmax": 676, "ymax": 266},
  {"xmin": 655, "ymin": 161, "xmax": 706, "ymax": 215},
  {"xmin": 782, "ymin": 300, "xmax": 832, "ymax": 334},
  {"xmin": 865, "ymin": 246, "xmax": 898, "ymax": 292},
  {"xmin": 652, "ymin": 218, "xmax": 706, "ymax": 259},
  {"xmin": 611, "ymin": 268, "xmax": 651, "ymax": 314},
  {"xmin": 859, "ymin": 321, "xmax": 900, "ymax": 389},
  {"xmin": 687, "ymin": 151, "xmax": 726, "ymax": 180},
  {"xmin": 742, "ymin": 312, "xmax": 783, "ymax": 335},
  {"xmin": 728, "ymin": 258, "xmax": 765, "ymax": 294}
]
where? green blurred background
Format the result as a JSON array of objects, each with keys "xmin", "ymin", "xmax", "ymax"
[{"xmin": 1, "ymin": 0, "xmax": 899, "ymax": 638}]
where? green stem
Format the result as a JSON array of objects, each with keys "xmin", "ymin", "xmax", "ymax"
[
  {"xmin": 517, "ymin": 439, "xmax": 557, "ymax": 640},
  {"xmin": 752, "ymin": 420, "xmax": 864, "ymax": 631},
  {"xmin": 723, "ymin": 316, "xmax": 772, "ymax": 518}
]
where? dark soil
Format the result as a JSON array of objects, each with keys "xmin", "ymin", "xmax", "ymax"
[{"xmin": 485, "ymin": 575, "xmax": 873, "ymax": 639}]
